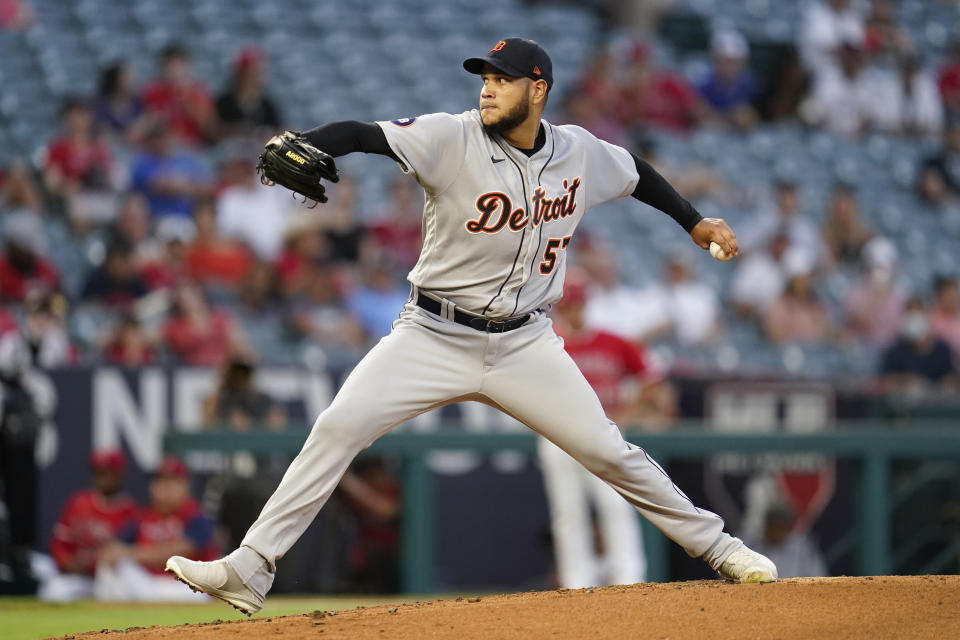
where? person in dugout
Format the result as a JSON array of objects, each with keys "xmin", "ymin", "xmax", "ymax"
[
  {"xmin": 93, "ymin": 455, "xmax": 218, "ymax": 602},
  {"xmin": 39, "ymin": 450, "xmax": 136, "ymax": 601}
]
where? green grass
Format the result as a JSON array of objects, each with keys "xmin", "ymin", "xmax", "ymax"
[{"xmin": 0, "ymin": 594, "xmax": 433, "ymax": 640}]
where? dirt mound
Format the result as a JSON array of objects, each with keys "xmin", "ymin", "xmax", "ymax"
[{"xmin": 60, "ymin": 576, "xmax": 959, "ymax": 640}]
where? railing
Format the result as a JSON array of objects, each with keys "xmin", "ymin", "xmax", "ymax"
[{"xmin": 165, "ymin": 425, "xmax": 960, "ymax": 592}]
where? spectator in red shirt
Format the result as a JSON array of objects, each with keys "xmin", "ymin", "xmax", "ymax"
[
  {"xmin": 162, "ymin": 283, "xmax": 239, "ymax": 366},
  {"xmin": 561, "ymin": 51, "xmax": 629, "ymax": 146},
  {"xmin": 101, "ymin": 312, "xmax": 157, "ymax": 366},
  {"xmin": 38, "ymin": 450, "xmax": 136, "ymax": 602},
  {"xmin": 368, "ymin": 178, "xmax": 422, "ymax": 271},
  {"xmin": 617, "ymin": 43, "xmax": 707, "ymax": 133},
  {"xmin": 274, "ymin": 213, "xmax": 330, "ymax": 298},
  {"xmin": 139, "ymin": 217, "xmax": 195, "ymax": 290},
  {"xmin": 140, "ymin": 44, "xmax": 216, "ymax": 147},
  {"xmin": 930, "ymin": 275, "xmax": 960, "ymax": 361},
  {"xmin": 95, "ymin": 456, "xmax": 217, "ymax": 601},
  {"xmin": 938, "ymin": 35, "xmax": 960, "ymax": 120},
  {"xmin": 0, "ymin": 213, "xmax": 59, "ymax": 302},
  {"xmin": 42, "ymin": 97, "xmax": 116, "ymax": 230},
  {"xmin": 554, "ymin": 273, "xmax": 677, "ymax": 427},
  {"xmin": 186, "ymin": 197, "xmax": 253, "ymax": 291},
  {"xmin": 0, "ymin": 0, "xmax": 31, "ymax": 30}
]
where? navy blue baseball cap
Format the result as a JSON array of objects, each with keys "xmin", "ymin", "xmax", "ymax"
[{"xmin": 463, "ymin": 38, "xmax": 554, "ymax": 90}]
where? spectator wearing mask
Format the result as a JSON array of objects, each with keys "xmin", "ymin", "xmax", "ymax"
[
  {"xmin": 81, "ymin": 240, "xmax": 150, "ymax": 307},
  {"xmin": 140, "ymin": 44, "xmax": 216, "ymax": 147},
  {"xmin": 216, "ymin": 47, "xmax": 282, "ymax": 140},
  {"xmin": 842, "ymin": 236, "xmax": 905, "ymax": 348},
  {"xmin": 880, "ymin": 296, "xmax": 958, "ymax": 393},
  {"xmin": 764, "ymin": 250, "xmax": 833, "ymax": 345},
  {"xmin": 95, "ymin": 456, "xmax": 216, "ymax": 601},
  {"xmin": 131, "ymin": 123, "xmax": 211, "ymax": 221},
  {"xmin": 93, "ymin": 61, "xmax": 148, "ymax": 144},
  {"xmin": 0, "ymin": 213, "xmax": 59, "ymax": 302},
  {"xmin": 38, "ymin": 451, "xmax": 136, "ymax": 602},
  {"xmin": 697, "ymin": 30, "xmax": 758, "ymax": 131},
  {"xmin": 929, "ymin": 275, "xmax": 960, "ymax": 362}
]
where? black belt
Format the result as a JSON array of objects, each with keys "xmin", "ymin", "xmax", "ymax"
[{"xmin": 415, "ymin": 292, "xmax": 530, "ymax": 333}]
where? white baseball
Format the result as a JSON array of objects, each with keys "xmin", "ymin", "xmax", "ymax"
[{"xmin": 709, "ymin": 241, "xmax": 733, "ymax": 261}]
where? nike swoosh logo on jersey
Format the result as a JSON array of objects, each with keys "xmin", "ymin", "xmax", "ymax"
[{"xmin": 491, "ymin": 156, "xmax": 505, "ymax": 163}]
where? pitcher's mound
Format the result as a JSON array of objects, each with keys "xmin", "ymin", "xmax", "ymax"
[{"xmin": 65, "ymin": 575, "xmax": 960, "ymax": 640}]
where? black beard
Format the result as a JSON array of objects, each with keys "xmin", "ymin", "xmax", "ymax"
[{"xmin": 482, "ymin": 96, "xmax": 530, "ymax": 137}]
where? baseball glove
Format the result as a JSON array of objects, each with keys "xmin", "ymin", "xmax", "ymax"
[{"xmin": 256, "ymin": 131, "xmax": 339, "ymax": 206}]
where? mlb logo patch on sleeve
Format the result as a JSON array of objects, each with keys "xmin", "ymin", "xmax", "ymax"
[{"xmin": 391, "ymin": 117, "xmax": 417, "ymax": 127}]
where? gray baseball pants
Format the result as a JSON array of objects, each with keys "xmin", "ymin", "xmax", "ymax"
[{"xmin": 229, "ymin": 302, "xmax": 741, "ymax": 594}]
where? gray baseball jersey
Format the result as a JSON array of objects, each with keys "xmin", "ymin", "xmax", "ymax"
[
  {"xmin": 377, "ymin": 110, "xmax": 639, "ymax": 318},
  {"xmin": 216, "ymin": 112, "xmax": 756, "ymax": 600}
]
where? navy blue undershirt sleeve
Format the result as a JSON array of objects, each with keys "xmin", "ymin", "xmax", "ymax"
[
  {"xmin": 302, "ymin": 121, "xmax": 398, "ymax": 160},
  {"xmin": 629, "ymin": 152, "xmax": 703, "ymax": 233}
]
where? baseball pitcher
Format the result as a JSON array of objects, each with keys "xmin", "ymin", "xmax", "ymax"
[{"xmin": 167, "ymin": 38, "xmax": 777, "ymax": 614}]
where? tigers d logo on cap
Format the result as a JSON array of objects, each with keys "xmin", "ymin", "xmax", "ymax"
[{"xmin": 464, "ymin": 37, "xmax": 554, "ymax": 90}]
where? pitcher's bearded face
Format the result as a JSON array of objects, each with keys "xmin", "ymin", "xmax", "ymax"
[{"xmin": 479, "ymin": 69, "xmax": 532, "ymax": 135}]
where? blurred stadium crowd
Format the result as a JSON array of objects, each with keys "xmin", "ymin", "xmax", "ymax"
[
  {"xmin": 0, "ymin": 0, "xmax": 958, "ymax": 598},
  {"xmin": 0, "ymin": 0, "xmax": 958, "ymax": 394}
]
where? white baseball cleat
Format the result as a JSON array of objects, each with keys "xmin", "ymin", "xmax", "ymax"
[
  {"xmin": 717, "ymin": 546, "xmax": 778, "ymax": 583},
  {"xmin": 165, "ymin": 556, "xmax": 264, "ymax": 615}
]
